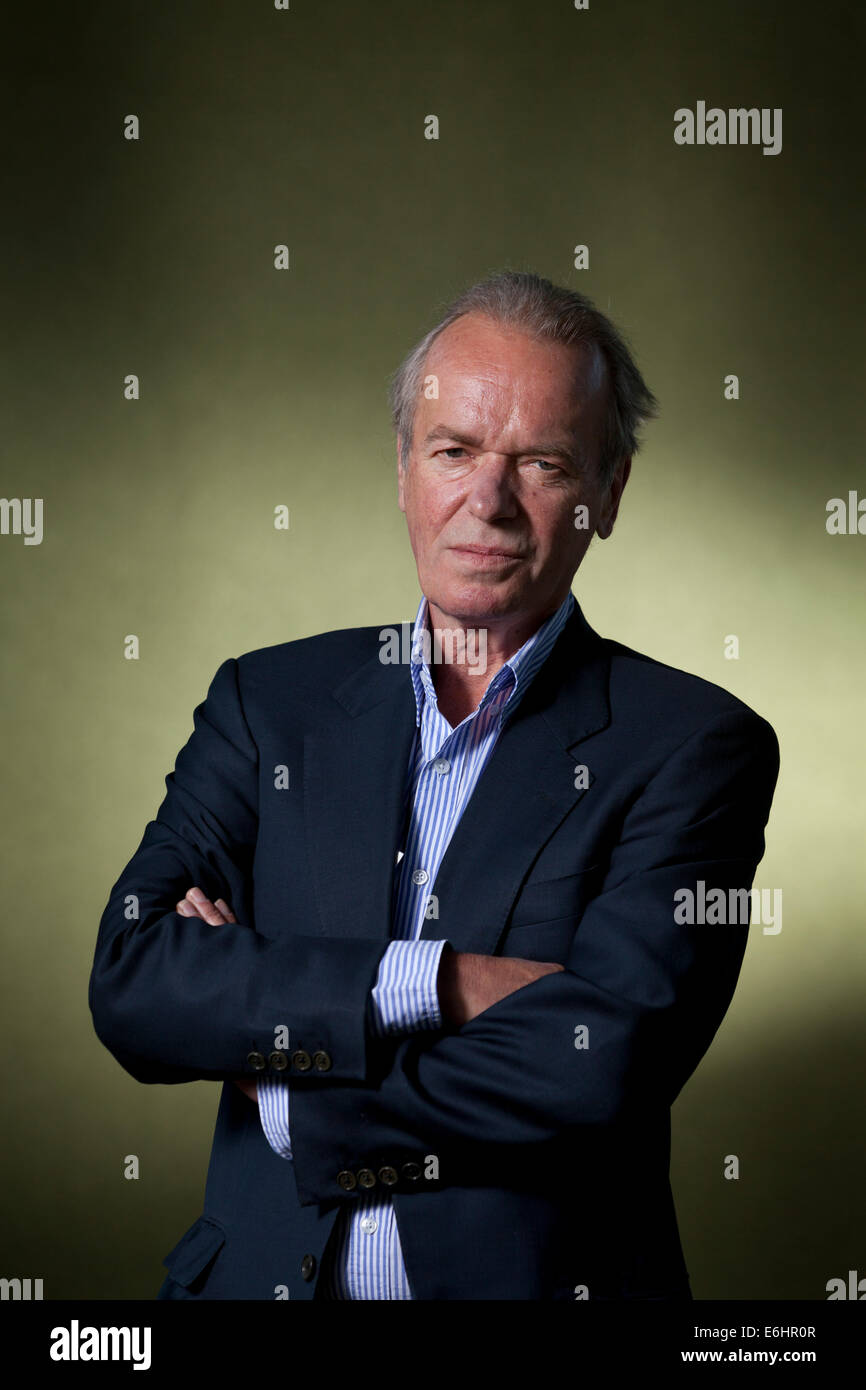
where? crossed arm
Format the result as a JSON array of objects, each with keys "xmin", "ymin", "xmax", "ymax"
[{"xmin": 172, "ymin": 885, "xmax": 564, "ymax": 1104}]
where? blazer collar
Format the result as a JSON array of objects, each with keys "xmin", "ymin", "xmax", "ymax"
[{"xmin": 330, "ymin": 598, "xmax": 610, "ymax": 751}]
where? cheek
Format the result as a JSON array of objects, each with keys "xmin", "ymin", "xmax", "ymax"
[
  {"xmin": 535, "ymin": 503, "xmax": 590, "ymax": 562},
  {"xmin": 403, "ymin": 502, "xmax": 443, "ymax": 567},
  {"xmin": 563, "ymin": 490, "xmax": 602, "ymax": 547},
  {"xmin": 407, "ymin": 481, "xmax": 457, "ymax": 538}
]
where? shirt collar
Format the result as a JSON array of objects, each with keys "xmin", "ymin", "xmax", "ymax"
[{"xmin": 408, "ymin": 590, "xmax": 576, "ymax": 727}]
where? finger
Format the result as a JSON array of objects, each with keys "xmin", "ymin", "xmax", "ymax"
[
  {"xmin": 214, "ymin": 898, "xmax": 237, "ymax": 924},
  {"xmin": 177, "ymin": 896, "xmax": 225, "ymax": 923},
  {"xmin": 185, "ymin": 887, "xmax": 229, "ymax": 926}
]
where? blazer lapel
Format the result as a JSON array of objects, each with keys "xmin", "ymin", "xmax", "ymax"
[
  {"xmin": 303, "ymin": 603, "xmax": 611, "ymax": 955},
  {"xmin": 418, "ymin": 602, "xmax": 611, "ymax": 955},
  {"xmin": 303, "ymin": 641, "xmax": 418, "ymax": 945}
]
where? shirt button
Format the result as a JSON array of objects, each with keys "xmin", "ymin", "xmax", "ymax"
[
  {"xmin": 411, "ymin": 869, "xmax": 429, "ymax": 885},
  {"xmin": 360, "ymin": 1217, "xmax": 378, "ymax": 1234},
  {"xmin": 432, "ymin": 758, "xmax": 450, "ymax": 775}
]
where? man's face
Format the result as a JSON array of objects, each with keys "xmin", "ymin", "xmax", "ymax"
[{"xmin": 397, "ymin": 313, "xmax": 629, "ymax": 632}]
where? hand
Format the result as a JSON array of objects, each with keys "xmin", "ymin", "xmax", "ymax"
[
  {"xmin": 175, "ymin": 887, "xmax": 257, "ymax": 1104},
  {"xmin": 176, "ymin": 886, "xmax": 237, "ymax": 925},
  {"xmin": 438, "ymin": 951, "xmax": 565, "ymax": 1030}
]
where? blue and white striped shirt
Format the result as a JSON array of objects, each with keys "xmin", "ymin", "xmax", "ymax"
[{"xmin": 258, "ymin": 589, "xmax": 575, "ymax": 1298}]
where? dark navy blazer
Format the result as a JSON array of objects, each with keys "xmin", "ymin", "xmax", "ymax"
[{"xmin": 89, "ymin": 601, "xmax": 780, "ymax": 1300}]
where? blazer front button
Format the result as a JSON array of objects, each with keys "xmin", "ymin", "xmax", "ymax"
[
  {"xmin": 312, "ymin": 1050, "xmax": 332, "ymax": 1072},
  {"xmin": 291, "ymin": 1049, "xmax": 312, "ymax": 1071},
  {"xmin": 401, "ymin": 1161, "xmax": 421, "ymax": 1182},
  {"xmin": 268, "ymin": 1051, "xmax": 288, "ymax": 1071},
  {"xmin": 357, "ymin": 1168, "xmax": 376, "ymax": 1189},
  {"xmin": 301, "ymin": 1254, "xmax": 316, "ymax": 1281},
  {"xmin": 378, "ymin": 1165, "xmax": 398, "ymax": 1186},
  {"xmin": 246, "ymin": 1051, "xmax": 266, "ymax": 1071},
  {"xmin": 337, "ymin": 1170, "xmax": 357, "ymax": 1191}
]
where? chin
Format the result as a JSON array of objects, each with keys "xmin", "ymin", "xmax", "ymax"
[{"xmin": 428, "ymin": 582, "xmax": 524, "ymax": 625}]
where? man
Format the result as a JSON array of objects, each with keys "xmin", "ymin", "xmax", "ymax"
[{"xmin": 89, "ymin": 270, "xmax": 779, "ymax": 1300}]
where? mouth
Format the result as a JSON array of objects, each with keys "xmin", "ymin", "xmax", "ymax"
[{"xmin": 450, "ymin": 544, "xmax": 525, "ymax": 563}]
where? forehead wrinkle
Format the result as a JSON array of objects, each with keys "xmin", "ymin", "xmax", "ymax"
[
  {"xmin": 422, "ymin": 328, "xmax": 602, "ymax": 465},
  {"xmin": 440, "ymin": 377, "xmax": 586, "ymax": 463},
  {"xmin": 445, "ymin": 378, "xmax": 513, "ymax": 436}
]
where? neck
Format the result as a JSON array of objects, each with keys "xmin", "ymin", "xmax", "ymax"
[{"xmin": 422, "ymin": 595, "xmax": 564, "ymax": 727}]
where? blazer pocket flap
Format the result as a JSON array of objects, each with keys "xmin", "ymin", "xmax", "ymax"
[
  {"xmin": 509, "ymin": 864, "xmax": 602, "ymax": 929},
  {"xmin": 500, "ymin": 918, "xmax": 579, "ymax": 963},
  {"xmin": 162, "ymin": 1215, "xmax": 226, "ymax": 1287}
]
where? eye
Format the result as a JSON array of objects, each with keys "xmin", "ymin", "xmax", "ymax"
[
  {"xmin": 527, "ymin": 458, "xmax": 560, "ymax": 473},
  {"xmin": 440, "ymin": 447, "xmax": 468, "ymax": 459}
]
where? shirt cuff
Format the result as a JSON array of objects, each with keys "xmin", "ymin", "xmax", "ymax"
[
  {"xmin": 257, "ymin": 1074, "xmax": 293, "ymax": 1160},
  {"xmin": 368, "ymin": 937, "xmax": 449, "ymax": 1038}
]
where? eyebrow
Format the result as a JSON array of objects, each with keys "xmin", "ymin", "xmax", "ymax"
[{"xmin": 421, "ymin": 424, "xmax": 584, "ymax": 467}]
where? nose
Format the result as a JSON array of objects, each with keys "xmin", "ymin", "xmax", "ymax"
[{"xmin": 463, "ymin": 455, "xmax": 520, "ymax": 521}]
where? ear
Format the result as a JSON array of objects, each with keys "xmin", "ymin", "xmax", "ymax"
[{"xmin": 596, "ymin": 456, "xmax": 631, "ymax": 539}]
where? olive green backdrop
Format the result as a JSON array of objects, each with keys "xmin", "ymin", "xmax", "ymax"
[{"xmin": 2, "ymin": 0, "xmax": 863, "ymax": 1300}]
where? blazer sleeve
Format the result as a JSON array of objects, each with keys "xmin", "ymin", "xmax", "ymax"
[
  {"xmin": 257, "ymin": 939, "xmax": 450, "ymax": 1164},
  {"xmin": 286, "ymin": 705, "xmax": 780, "ymax": 1205},
  {"xmin": 89, "ymin": 657, "xmax": 389, "ymax": 1085}
]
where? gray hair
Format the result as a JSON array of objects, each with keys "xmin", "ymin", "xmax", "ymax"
[{"xmin": 388, "ymin": 269, "xmax": 659, "ymax": 489}]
